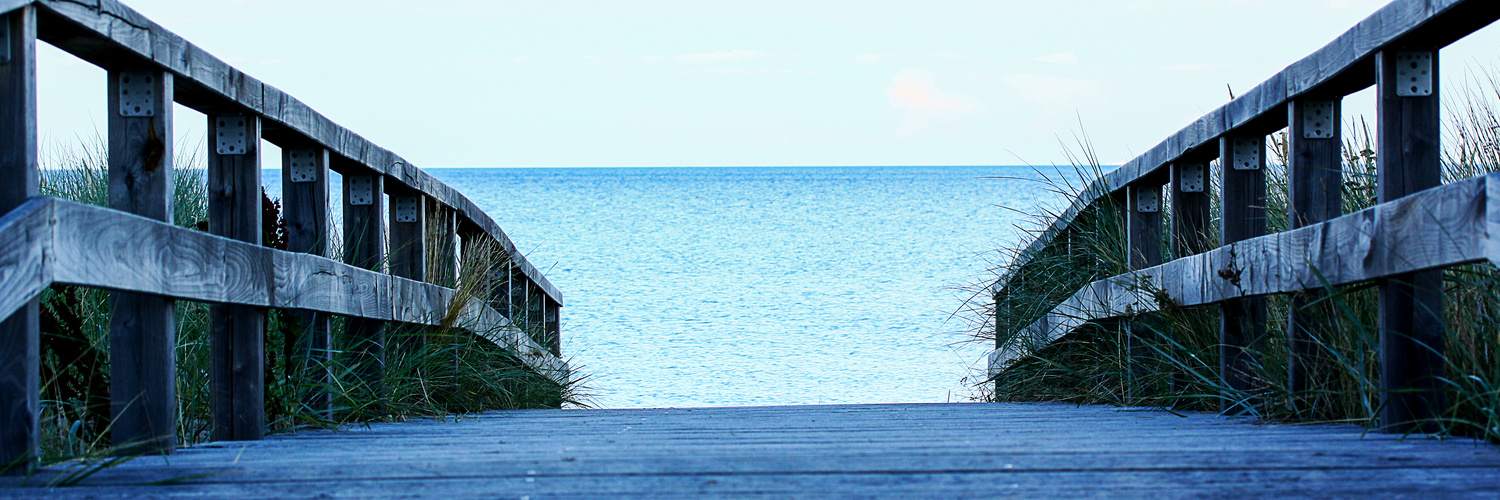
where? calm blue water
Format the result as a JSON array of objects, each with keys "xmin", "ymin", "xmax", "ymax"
[{"xmin": 265, "ymin": 166, "xmax": 1059, "ymax": 408}]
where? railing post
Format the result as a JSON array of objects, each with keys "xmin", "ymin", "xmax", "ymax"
[
  {"xmin": 0, "ymin": 5, "xmax": 39, "ymax": 472},
  {"xmin": 343, "ymin": 171, "xmax": 387, "ymax": 399},
  {"xmin": 207, "ymin": 114, "xmax": 266, "ymax": 441},
  {"xmin": 1126, "ymin": 182, "xmax": 1163, "ymax": 398},
  {"xmin": 1169, "ymin": 162, "xmax": 1212, "ymax": 258},
  {"xmin": 1287, "ymin": 98, "xmax": 1344, "ymax": 417},
  {"xmin": 1219, "ymin": 134, "xmax": 1268, "ymax": 415},
  {"xmin": 1376, "ymin": 49, "xmax": 1444, "ymax": 434},
  {"xmin": 107, "ymin": 68, "xmax": 176, "ymax": 453},
  {"xmin": 389, "ymin": 192, "xmax": 427, "ymax": 284},
  {"xmin": 389, "ymin": 190, "xmax": 426, "ymax": 353},
  {"xmin": 544, "ymin": 297, "xmax": 561, "ymax": 356},
  {"xmin": 1169, "ymin": 161, "xmax": 1211, "ymax": 395},
  {"xmin": 282, "ymin": 147, "xmax": 332, "ymax": 417}
]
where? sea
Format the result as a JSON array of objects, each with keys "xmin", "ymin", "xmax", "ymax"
[{"xmin": 264, "ymin": 166, "xmax": 1064, "ymax": 409}]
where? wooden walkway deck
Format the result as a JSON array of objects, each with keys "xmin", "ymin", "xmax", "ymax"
[{"xmin": 4, "ymin": 403, "xmax": 1499, "ymax": 498}]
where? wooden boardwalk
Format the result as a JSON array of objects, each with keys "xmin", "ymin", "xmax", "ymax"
[{"xmin": 5, "ymin": 403, "xmax": 1499, "ymax": 498}]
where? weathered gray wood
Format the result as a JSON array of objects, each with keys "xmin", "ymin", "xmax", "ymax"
[
  {"xmin": 1170, "ymin": 163, "xmax": 1212, "ymax": 259},
  {"xmin": 543, "ymin": 297, "xmax": 561, "ymax": 357},
  {"xmin": 106, "ymin": 67, "xmax": 176, "ymax": 455},
  {"xmin": 1125, "ymin": 183, "xmax": 1163, "ymax": 393},
  {"xmin": 8, "ymin": 403, "xmax": 1500, "ymax": 497},
  {"xmin": 987, "ymin": 0, "xmax": 1500, "ymax": 297},
  {"xmin": 0, "ymin": 5, "xmax": 37, "ymax": 473},
  {"xmin": 281, "ymin": 147, "xmax": 332, "ymax": 417},
  {"xmin": 1375, "ymin": 49, "xmax": 1445, "ymax": 434},
  {"xmin": 343, "ymin": 172, "xmax": 386, "ymax": 397},
  {"xmin": 30, "ymin": 0, "xmax": 563, "ymax": 305},
  {"xmin": 388, "ymin": 192, "xmax": 425, "ymax": 284},
  {"xmin": 0, "ymin": 198, "xmax": 571, "ymax": 389},
  {"xmin": 1217, "ymin": 134, "xmax": 1268, "ymax": 415},
  {"xmin": 1286, "ymin": 98, "xmax": 1344, "ymax": 414},
  {"xmin": 207, "ymin": 114, "xmax": 265, "ymax": 442},
  {"xmin": 989, "ymin": 173, "xmax": 1495, "ymax": 378}
]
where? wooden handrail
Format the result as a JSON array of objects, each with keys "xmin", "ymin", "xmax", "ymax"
[
  {"xmin": 995, "ymin": 0, "xmax": 1500, "ymax": 288},
  {"xmin": 26, "ymin": 0, "xmax": 561, "ymax": 304},
  {"xmin": 990, "ymin": 172, "xmax": 1497, "ymax": 373},
  {"xmin": 0, "ymin": 0, "xmax": 570, "ymax": 467},
  {"xmin": 0, "ymin": 197, "xmax": 569, "ymax": 382},
  {"xmin": 989, "ymin": 0, "xmax": 1500, "ymax": 435}
]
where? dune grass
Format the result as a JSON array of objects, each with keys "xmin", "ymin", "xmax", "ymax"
[
  {"xmin": 976, "ymin": 68, "xmax": 1500, "ymax": 443},
  {"xmin": 31, "ymin": 136, "xmax": 588, "ymax": 468}
]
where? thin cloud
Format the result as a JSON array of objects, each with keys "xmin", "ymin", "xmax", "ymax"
[
  {"xmin": 1036, "ymin": 51, "xmax": 1079, "ymax": 66},
  {"xmin": 886, "ymin": 70, "xmax": 974, "ymax": 137}
]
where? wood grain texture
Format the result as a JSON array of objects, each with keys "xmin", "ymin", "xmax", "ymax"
[
  {"xmin": 7, "ymin": 403, "xmax": 1500, "ymax": 497},
  {"xmin": 1376, "ymin": 48, "xmax": 1445, "ymax": 434},
  {"xmin": 107, "ymin": 67, "xmax": 176, "ymax": 455},
  {"xmin": 1218, "ymin": 134, "xmax": 1268, "ymax": 414},
  {"xmin": 207, "ymin": 114, "xmax": 265, "ymax": 442},
  {"xmin": 982, "ymin": 0, "xmax": 1499, "ymax": 300},
  {"xmin": 1126, "ymin": 184, "xmax": 1163, "ymax": 392},
  {"xmin": 990, "ymin": 173, "xmax": 1495, "ymax": 380},
  {"xmin": 280, "ymin": 147, "xmax": 331, "ymax": 416},
  {"xmin": 387, "ymin": 192, "xmax": 425, "ymax": 283},
  {"xmin": 31, "ymin": 0, "xmax": 563, "ymax": 305},
  {"xmin": 0, "ymin": 199, "xmax": 571, "ymax": 389},
  {"xmin": 342, "ymin": 173, "xmax": 386, "ymax": 395},
  {"xmin": 0, "ymin": 5, "xmax": 37, "ymax": 471},
  {"xmin": 1287, "ymin": 98, "xmax": 1344, "ymax": 410}
]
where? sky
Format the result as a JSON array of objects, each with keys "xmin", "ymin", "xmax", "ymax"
[{"xmin": 31, "ymin": 0, "xmax": 1500, "ymax": 168}]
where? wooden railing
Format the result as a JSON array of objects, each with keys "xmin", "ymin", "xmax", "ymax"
[
  {"xmin": 0, "ymin": 0, "xmax": 568, "ymax": 467},
  {"xmin": 987, "ymin": 0, "xmax": 1500, "ymax": 433}
]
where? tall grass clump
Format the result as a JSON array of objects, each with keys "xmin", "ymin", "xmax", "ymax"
[
  {"xmin": 32, "ymin": 135, "xmax": 587, "ymax": 467},
  {"xmin": 976, "ymin": 66, "xmax": 1500, "ymax": 443}
]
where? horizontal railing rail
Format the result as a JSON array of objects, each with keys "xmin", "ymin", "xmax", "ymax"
[
  {"xmin": 0, "ymin": 0, "xmax": 569, "ymax": 469},
  {"xmin": 988, "ymin": 0, "xmax": 1500, "ymax": 434}
]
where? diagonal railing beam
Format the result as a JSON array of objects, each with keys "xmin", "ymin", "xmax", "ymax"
[
  {"xmin": 0, "ymin": 197, "xmax": 569, "ymax": 384},
  {"xmin": 990, "ymin": 172, "xmax": 1500, "ymax": 379}
]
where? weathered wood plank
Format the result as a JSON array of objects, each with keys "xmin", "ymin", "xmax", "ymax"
[
  {"xmin": 7, "ymin": 403, "xmax": 1500, "ymax": 497},
  {"xmin": 0, "ymin": 198, "xmax": 570, "ymax": 388},
  {"xmin": 0, "ymin": 5, "xmax": 38, "ymax": 471},
  {"xmin": 991, "ymin": 0, "xmax": 1500, "ymax": 300},
  {"xmin": 31, "ymin": 0, "xmax": 563, "ymax": 305},
  {"xmin": 106, "ymin": 67, "xmax": 176, "ymax": 455},
  {"xmin": 1376, "ymin": 48, "xmax": 1445, "ymax": 434},
  {"xmin": 1286, "ymin": 98, "xmax": 1344, "ymax": 413},
  {"xmin": 207, "ymin": 114, "xmax": 265, "ymax": 442},
  {"xmin": 990, "ymin": 172, "xmax": 1495, "ymax": 379}
]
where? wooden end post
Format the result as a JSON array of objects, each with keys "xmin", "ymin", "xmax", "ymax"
[
  {"xmin": 282, "ymin": 147, "xmax": 332, "ymax": 417},
  {"xmin": 0, "ymin": 5, "xmax": 39, "ymax": 472},
  {"xmin": 1219, "ymin": 134, "xmax": 1268, "ymax": 415},
  {"xmin": 107, "ymin": 68, "xmax": 177, "ymax": 454},
  {"xmin": 343, "ymin": 171, "xmax": 387, "ymax": 400},
  {"xmin": 1376, "ymin": 49, "xmax": 1444, "ymax": 434},
  {"xmin": 207, "ymin": 114, "xmax": 266, "ymax": 441},
  {"xmin": 1287, "ymin": 98, "xmax": 1344, "ymax": 418},
  {"xmin": 1126, "ymin": 183, "xmax": 1164, "ymax": 399}
]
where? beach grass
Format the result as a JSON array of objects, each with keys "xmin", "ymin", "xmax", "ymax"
[
  {"xmin": 32, "ymin": 135, "xmax": 587, "ymax": 466},
  {"xmin": 974, "ymin": 67, "xmax": 1500, "ymax": 443}
]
